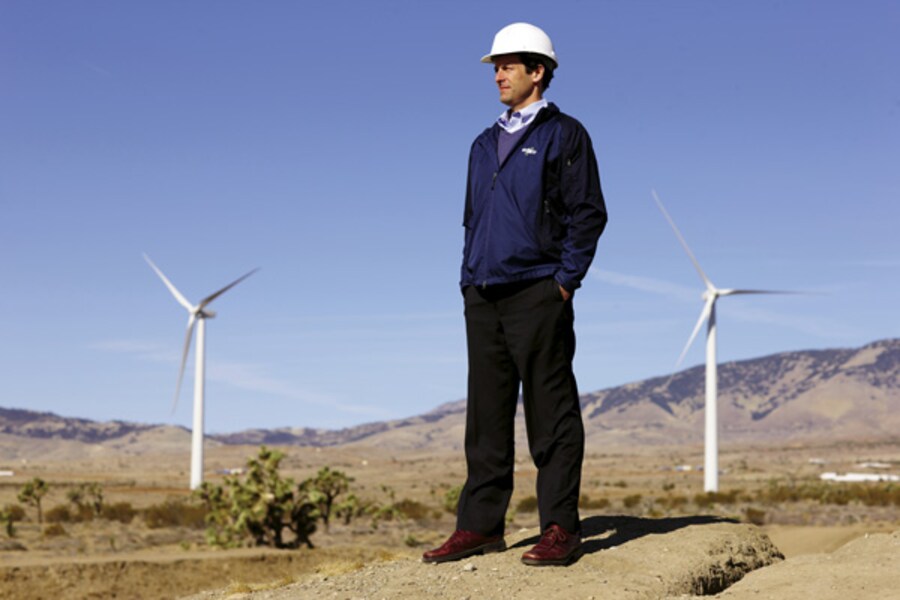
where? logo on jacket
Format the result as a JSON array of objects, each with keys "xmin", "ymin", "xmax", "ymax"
[{"xmin": 521, "ymin": 147, "xmax": 537, "ymax": 156}]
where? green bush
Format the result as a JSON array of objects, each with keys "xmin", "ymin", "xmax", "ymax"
[
  {"xmin": 143, "ymin": 498, "xmax": 208, "ymax": 529},
  {"xmin": 4, "ymin": 504, "xmax": 25, "ymax": 522},
  {"xmin": 443, "ymin": 484, "xmax": 463, "ymax": 514},
  {"xmin": 102, "ymin": 502, "xmax": 137, "ymax": 524},
  {"xmin": 622, "ymin": 494, "xmax": 643, "ymax": 509},
  {"xmin": 18, "ymin": 477, "xmax": 49, "ymax": 524},
  {"xmin": 744, "ymin": 507, "xmax": 766, "ymax": 526},
  {"xmin": 1, "ymin": 504, "xmax": 26, "ymax": 538},
  {"xmin": 580, "ymin": 495, "xmax": 611, "ymax": 510},
  {"xmin": 334, "ymin": 494, "xmax": 366, "ymax": 525},
  {"xmin": 366, "ymin": 486, "xmax": 403, "ymax": 529},
  {"xmin": 393, "ymin": 499, "xmax": 431, "ymax": 521},
  {"xmin": 68, "ymin": 483, "xmax": 104, "ymax": 517},
  {"xmin": 516, "ymin": 496, "xmax": 539, "ymax": 513},
  {"xmin": 694, "ymin": 489, "xmax": 741, "ymax": 508},
  {"xmin": 655, "ymin": 495, "xmax": 688, "ymax": 510},
  {"xmin": 758, "ymin": 482, "xmax": 900, "ymax": 507},
  {"xmin": 194, "ymin": 446, "xmax": 318, "ymax": 549},
  {"xmin": 43, "ymin": 523, "xmax": 67, "ymax": 537},
  {"xmin": 45, "ymin": 504, "xmax": 73, "ymax": 523},
  {"xmin": 299, "ymin": 467, "xmax": 353, "ymax": 531}
]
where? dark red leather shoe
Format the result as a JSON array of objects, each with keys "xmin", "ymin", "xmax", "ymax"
[
  {"xmin": 422, "ymin": 530, "xmax": 506, "ymax": 563},
  {"xmin": 521, "ymin": 524, "xmax": 583, "ymax": 566}
]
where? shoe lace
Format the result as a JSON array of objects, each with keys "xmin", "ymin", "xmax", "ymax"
[{"xmin": 537, "ymin": 526, "xmax": 566, "ymax": 549}]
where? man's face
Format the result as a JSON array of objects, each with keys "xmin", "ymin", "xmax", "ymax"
[{"xmin": 493, "ymin": 54, "xmax": 543, "ymax": 110}]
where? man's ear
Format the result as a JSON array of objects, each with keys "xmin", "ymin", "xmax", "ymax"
[{"xmin": 530, "ymin": 64, "xmax": 545, "ymax": 86}]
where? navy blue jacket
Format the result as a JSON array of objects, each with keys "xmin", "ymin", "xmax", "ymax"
[{"xmin": 461, "ymin": 103, "xmax": 607, "ymax": 293}]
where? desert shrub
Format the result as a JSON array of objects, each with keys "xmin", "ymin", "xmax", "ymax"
[
  {"xmin": 662, "ymin": 482, "xmax": 676, "ymax": 492},
  {"xmin": 694, "ymin": 489, "xmax": 741, "ymax": 508},
  {"xmin": 45, "ymin": 504, "xmax": 73, "ymax": 523},
  {"xmin": 612, "ymin": 480, "xmax": 628, "ymax": 488},
  {"xmin": 18, "ymin": 477, "xmax": 49, "ymax": 524},
  {"xmin": 102, "ymin": 502, "xmax": 137, "ymax": 524},
  {"xmin": 580, "ymin": 494, "xmax": 611, "ymax": 510},
  {"xmin": 43, "ymin": 523, "xmax": 67, "ymax": 537},
  {"xmin": 655, "ymin": 495, "xmax": 688, "ymax": 510},
  {"xmin": 393, "ymin": 498, "xmax": 430, "ymax": 521},
  {"xmin": 367, "ymin": 486, "xmax": 403, "ymax": 529},
  {"xmin": 143, "ymin": 497, "xmax": 208, "ymax": 529},
  {"xmin": 516, "ymin": 496, "xmax": 539, "ymax": 513},
  {"xmin": 744, "ymin": 507, "xmax": 766, "ymax": 526},
  {"xmin": 67, "ymin": 482, "xmax": 104, "ymax": 517},
  {"xmin": 334, "ymin": 494, "xmax": 366, "ymax": 525},
  {"xmin": 758, "ymin": 482, "xmax": 900, "ymax": 507},
  {"xmin": 622, "ymin": 494, "xmax": 643, "ymax": 509},
  {"xmin": 4, "ymin": 504, "xmax": 26, "ymax": 522},
  {"xmin": 443, "ymin": 484, "xmax": 463, "ymax": 514},
  {"xmin": 1, "ymin": 504, "xmax": 26, "ymax": 538},
  {"xmin": 299, "ymin": 467, "xmax": 353, "ymax": 531},
  {"xmin": 194, "ymin": 446, "xmax": 318, "ymax": 549}
]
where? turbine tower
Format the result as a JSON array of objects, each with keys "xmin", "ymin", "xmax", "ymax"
[
  {"xmin": 144, "ymin": 254, "xmax": 258, "ymax": 490},
  {"xmin": 653, "ymin": 191, "xmax": 790, "ymax": 492}
]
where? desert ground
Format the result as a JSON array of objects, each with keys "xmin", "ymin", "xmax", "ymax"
[{"xmin": 1, "ymin": 438, "xmax": 898, "ymax": 599}]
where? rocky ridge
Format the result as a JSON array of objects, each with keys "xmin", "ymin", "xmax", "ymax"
[{"xmin": 2, "ymin": 339, "xmax": 898, "ymax": 452}]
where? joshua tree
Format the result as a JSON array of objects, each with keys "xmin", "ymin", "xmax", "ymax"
[
  {"xmin": 301, "ymin": 466, "xmax": 353, "ymax": 531},
  {"xmin": 195, "ymin": 446, "xmax": 318, "ymax": 549},
  {"xmin": 66, "ymin": 482, "xmax": 104, "ymax": 519},
  {"xmin": 18, "ymin": 477, "xmax": 49, "ymax": 525}
]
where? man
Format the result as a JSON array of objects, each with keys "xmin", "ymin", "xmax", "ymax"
[{"xmin": 423, "ymin": 23, "xmax": 607, "ymax": 567}]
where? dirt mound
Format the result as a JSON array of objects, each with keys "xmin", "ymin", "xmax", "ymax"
[
  {"xmin": 187, "ymin": 517, "xmax": 782, "ymax": 599},
  {"xmin": 697, "ymin": 529, "xmax": 900, "ymax": 599}
]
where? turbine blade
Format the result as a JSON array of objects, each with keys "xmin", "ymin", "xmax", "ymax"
[
  {"xmin": 721, "ymin": 289, "xmax": 802, "ymax": 296},
  {"xmin": 172, "ymin": 315, "xmax": 196, "ymax": 415},
  {"xmin": 197, "ymin": 268, "xmax": 259, "ymax": 310},
  {"xmin": 676, "ymin": 296, "xmax": 715, "ymax": 370},
  {"xmin": 652, "ymin": 190, "xmax": 714, "ymax": 291},
  {"xmin": 144, "ymin": 254, "xmax": 194, "ymax": 312}
]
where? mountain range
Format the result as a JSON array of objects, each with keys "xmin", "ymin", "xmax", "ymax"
[{"xmin": 2, "ymin": 338, "xmax": 897, "ymax": 457}]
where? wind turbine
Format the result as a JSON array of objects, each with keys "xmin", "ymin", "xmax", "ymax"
[
  {"xmin": 653, "ymin": 191, "xmax": 792, "ymax": 492},
  {"xmin": 144, "ymin": 254, "xmax": 258, "ymax": 490}
]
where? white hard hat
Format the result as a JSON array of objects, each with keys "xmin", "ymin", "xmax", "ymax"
[{"xmin": 481, "ymin": 23, "xmax": 558, "ymax": 68}]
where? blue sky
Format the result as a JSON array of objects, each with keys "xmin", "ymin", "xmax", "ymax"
[{"xmin": 2, "ymin": 1, "xmax": 897, "ymax": 433}]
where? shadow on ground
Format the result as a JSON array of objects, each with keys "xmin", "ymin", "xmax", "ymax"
[{"xmin": 511, "ymin": 514, "xmax": 737, "ymax": 556}]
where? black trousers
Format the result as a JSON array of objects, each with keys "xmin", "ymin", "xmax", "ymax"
[{"xmin": 456, "ymin": 278, "xmax": 584, "ymax": 536}]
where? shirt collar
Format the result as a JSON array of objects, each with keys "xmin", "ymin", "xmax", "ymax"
[{"xmin": 497, "ymin": 98, "xmax": 548, "ymax": 134}]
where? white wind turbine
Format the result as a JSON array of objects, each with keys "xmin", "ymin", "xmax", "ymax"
[
  {"xmin": 144, "ymin": 254, "xmax": 258, "ymax": 490},
  {"xmin": 653, "ymin": 191, "xmax": 792, "ymax": 492}
]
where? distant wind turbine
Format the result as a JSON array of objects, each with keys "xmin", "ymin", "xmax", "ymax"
[
  {"xmin": 144, "ymin": 254, "xmax": 258, "ymax": 490},
  {"xmin": 653, "ymin": 191, "xmax": 794, "ymax": 492}
]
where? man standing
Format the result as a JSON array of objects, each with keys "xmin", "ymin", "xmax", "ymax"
[{"xmin": 423, "ymin": 23, "xmax": 607, "ymax": 566}]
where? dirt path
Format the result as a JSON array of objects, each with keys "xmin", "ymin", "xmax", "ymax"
[{"xmin": 0, "ymin": 545, "xmax": 402, "ymax": 600}]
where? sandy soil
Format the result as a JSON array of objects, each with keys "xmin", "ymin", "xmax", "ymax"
[
  {"xmin": 1, "ymin": 440, "xmax": 897, "ymax": 599},
  {"xmin": 185, "ymin": 518, "xmax": 783, "ymax": 600}
]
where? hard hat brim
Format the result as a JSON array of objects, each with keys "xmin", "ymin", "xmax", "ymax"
[{"xmin": 480, "ymin": 52, "xmax": 558, "ymax": 68}]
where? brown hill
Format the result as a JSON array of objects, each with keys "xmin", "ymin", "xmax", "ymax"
[
  {"xmin": 231, "ymin": 338, "xmax": 900, "ymax": 451},
  {"xmin": 1, "ymin": 339, "xmax": 897, "ymax": 457}
]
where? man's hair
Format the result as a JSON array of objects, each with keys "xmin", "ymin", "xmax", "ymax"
[{"xmin": 519, "ymin": 52, "xmax": 555, "ymax": 92}]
